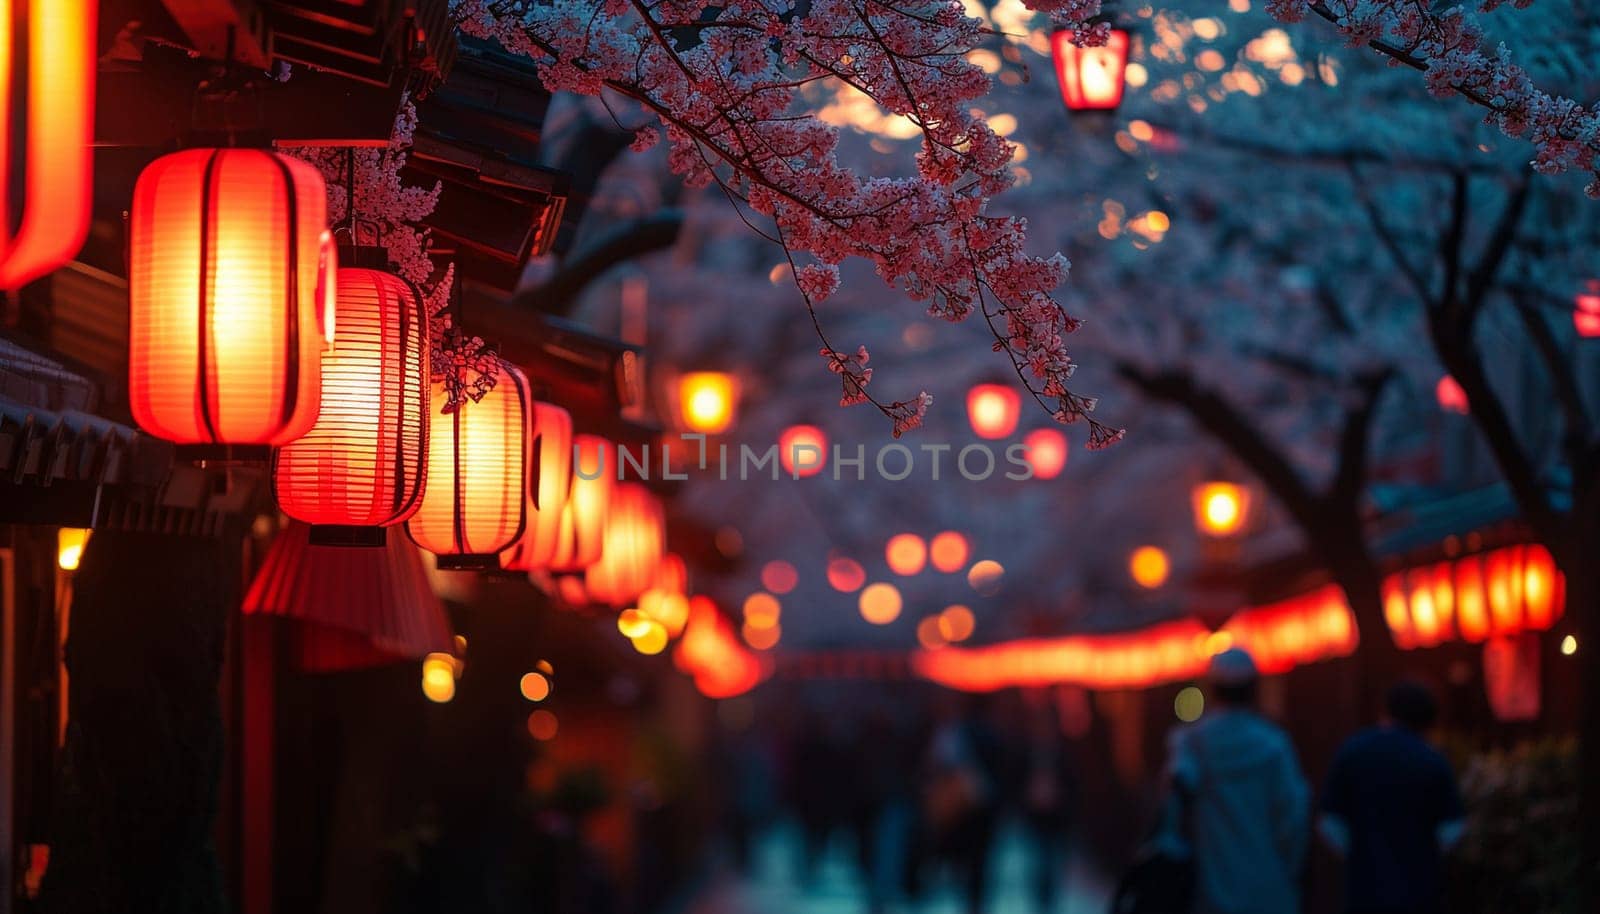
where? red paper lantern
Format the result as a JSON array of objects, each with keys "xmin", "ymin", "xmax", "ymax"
[
  {"xmin": 0, "ymin": 1, "xmax": 97, "ymax": 288},
  {"xmin": 966, "ymin": 383, "xmax": 1021, "ymax": 439},
  {"xmin": 273, "ymin": 261, "xmax": 429, "ymax": 542},
  {"xmin": 1022, "ymin": 428, "xmax": 1068, "ymax": 479},
  {"xmin": 1383, "ymin": 543, "xmax": 1564, "ymax": 648},
  {"xmin": 544, "ymin": 434, "xmax": 614, "ymax": 572},
  {"xmin": 500, "ymin": 402, "xmax": 575, "ymax": 571},
  {"xmin": 1051, "ymin": 29, "xmax": 1130, "ymax": 112},
  {"xmin": 129, "ymin": 148, "xmax": 333, "ymax": 456},
  {"xmin": 585, "ymin": 482, "xmax": 664, "ymax": 607},
  {"xmin": 1575, "ymin": 280, "xmax": 1600, "ymax": 338},
  {"xmin": 407, "ymin": 359, "xmax": 530, "ymax": 568}
]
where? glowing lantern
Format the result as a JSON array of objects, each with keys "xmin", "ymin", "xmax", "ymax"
[
  {"xmin": 929, "ymin": 531, "xmax": 970, "ymax": 573},
  {"xmin": 544, "ymin": 435, "xmax": 614, "ymax": 572},
  {"xmin": 273, "ymin": 262, "xmax": 428, "ymax": 542},
  {"xmin": 499, "ymin": 402, "xmax": 574, "ymax": 571},
  {"xmin": 779, "ymin": 424, "xmax": 828, "ymax": 477},
  {"xmin": 129, "ymin": 148, "xmax": 333, "ymax": 455},
  {"xmin": 1383, "ymin": 543, "xmax": 1565, "ymax": 648},
  {"xmin": 1129, "ymin": 546, "xmax": 1169, "ymax": 589},
  {"xmin": 967, "ymin": 383, "xmax": 1021, "ymax": 439},
  {"xmin": 678, "ymin": 371, "xmax": 739, "ymax": 434},
  {"xmin": 585, "ymin": 483, "xmax": 665, "ymax": 606},
  {"xmin": 407, "ymin": 359, "xmax": 530, "ymax": 568},
  {"xmin": 1192, "ymin": 481, "xmax": 1251, "ymax": 538},
  {"xmin": 886, "ymin": 533, "xmax": 928, "ymax": 576},
  {"xmin": 57, "ymin": 527, "xmax": 90, "ymax": 571},
  {"xmin": 1436, "ymin": 376, "xmax": 1469, "ymax": 415},
  {"xmin": 0, "ymin": 1, "xmax": 96, "ymax": 288},
  {"xmin": 1023, "ymin": 428, "xmax": 1068, "ymax": 479},
  {"xmin": 1051, "ymin": 28, "xmax": 1130, "ymax": 112},
  {"xmin": 1575, "ymin": 280, "xmax": 1600, "ymax": 338}
]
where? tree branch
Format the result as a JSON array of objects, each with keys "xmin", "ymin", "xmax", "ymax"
[{"xmin": 1328, "ymin": 368, "xmax": 1395, "ymax": 511}]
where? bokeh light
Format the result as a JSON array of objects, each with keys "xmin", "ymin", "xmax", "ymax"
[
  {"xmin": 743, "ymin": 592, "xmax": 782, "ymax": 629},
  {"xmin": 916, "ymin": 615, "xmax": 947, "ymax": 650},
  {"xmin": 421, "ymin": 653, "xmax": 456, "ymax": 703},
  {"xmin": 966, "ymin": 383, "xmax": 1021, "ymax": 439},
  {"xmin": 57, "ymin": 527, "xmax": 90, "ymax": 571},
  {"xmin": 885, "ymin": 533, "xmax": 928, "ymax": 576},
  {"xmin": 1436, "ymin": 376, "xmax": 1470, "ymax": 415},
  {"xmin": 929, "ymin": 531, "xmax": 970, "ymax": 573},
  {"xmin": 1193, "ymin": 481, "xmax": 1249, "ymax": 537},
  {"xmin": 967, "ymin": 560, "xmax": 1005, "ymax": 596},
  {"xmin": 1174, "ymin": 686, "xmax": 1205, "ymax": 722},
  {"xmin": 744, "ymin": 621, "xmax": 781, "ymax": 650},
  {"xmin": 938, "ymin": 605, "xmax": 976, "ymax": 643},
  {"xmin": 1562, "ymin": 634, "xmax": 1578, "ymax": 656},
  {"xmin": 779, "ymin": 424, "xmax": 828, "ymax": 476},
  {"xmin": 678, "ymin": 371, "xmax": 738, "ymax": 434},
  {"xmin": 631, "ymin": 620, "xmax": 670, "ymax": 655},
  {"xmin": 1022, "ymin": 429, "xmax": 1068, "ymax": 480},
  {"xmin": 526, "ymin": 709, "xmax": 559, "ymax": 740},
  {"xmin": 859, "ymin": 582, "xmax": 903, "ymax": 625},
  {"xmin": 828, "ymin": 556, "xmax": 867, "ymax": 592},
  {"xmin": 761, "ymin": 559, "xmax": 799, "ymax": 594},
  {"xmin": 520, "ymin": 671, "xmax": 551, "ymax": 702},
  {"xmin": 1130, "ymin": 546, "xmax": 1171, "ymax": 589}
]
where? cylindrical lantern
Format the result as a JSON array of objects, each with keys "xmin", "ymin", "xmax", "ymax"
[
  {"xmin": 274, "ymin": 257, "xmax": 429, "ymax": 544},
  {"xmin": 585, "ymin": 482, "xmax": 664, "ymax": 607},
  {"xmin": 1051, "ymin": 28, "xmax": 1130, "ymax": 112},
  {"xmin": 544, "ymin": 434, "xmax": 614, "ymax": 573},
  {"xmin": 0, "ymin": 1, "xmax": 97, "ymax": 289},
  {"xmin": 129, "ymin": 147, "xmax": 333, "ymax": 458},
  {"xmin": 967, "ymin": 383, "xmax": 1020, "ymax": 439},
  {"xmin": 500, "ymin": 401, "xmax": 574, "ymax": 572},
  {"xmin": 407, "ymin": 359, "xmax": 530, "ymax": 568}
]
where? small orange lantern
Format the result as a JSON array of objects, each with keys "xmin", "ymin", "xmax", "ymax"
[
  {"xmin": 544, "ymin": 434, "xmax": 614, "ymax": 572},
  {"xmin": 966, "ymin": 383, "xmax": 1021, "ymax": 439},
  {"xmin": 585, "ymin": 482, "xmax": 664, "ymax": 606},
  {"xmin": 129, "ymin": 148, "xmax": 333, "ymax": 457},
  {"xmin": 1383, "ymin": 543, "xmax": 1564, "ymax": 648},
  {"xmin": 1192, "ymin": 481, "xmax": 1251, "ymax": 537},
  {"xmin": 500, "ymin": 402, "xmax": 574, "ymax": 572},
  {"xmin": 1051, "ymin": 28, "xmax": 1130, "ymax": 112},
  {"xmin": 273, "ymin": 259, "xmax": 429, "ymax": 543},
  {"xmin": 0, "ymin": 1, "xmax": 97, "ymax": 289},
  {"xmin": 407, "ymin": 359, "xmax": 530, "ymax": 568}
]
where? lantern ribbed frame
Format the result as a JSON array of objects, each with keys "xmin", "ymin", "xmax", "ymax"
[
  {"xmin": 273, "ymin": 265, "xmax": 429, "ymax": 535},
  {"xmin": 406, "ymin": 359, "xmax": 530, "ymax": 567},
  {"xmin": 0, "ymin": 0, "xmax": 96, "ymax": 289},
  {"xmin": 129, "ymin": 147, "xmax": 331, "ymax": 452},
  {"xmin": 584, "ymin": 482, "xmax": 664, "ymax": 607},
  {"xmin": 544, "ymin": 434, "xmax": 614, "ymax": 573},
  {"xmin": 500, "ymin": 401, "xmax": 575, "ymax": 572}
]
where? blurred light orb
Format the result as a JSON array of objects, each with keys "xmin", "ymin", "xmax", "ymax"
[
  {"xmin": 761, "ymin": 559, "xmax": 799, "ymax": 594},
  {"xmin": 885, "ymin": 533, "xmax": 928, "ymax": 576},
  {"xmin": 1203, "ymin": 630, "xmax": 1235, "ymax": 657},
  {"xmin": 1193, "ymin": 481, "xmax": 1250, "ymax": 537},
  {"xmin": 1436, "ymin": 376, "xmax": 1470, "ymax": 415},
  {"xmin": 966, "ymin": 383, "xmax": 1021, "ymax": 439},
  {"xmin": 526, "ymin": 709, "xmax": 559, "ymax": 741},
  {"xmin": 1562, "ymin": 634, "xmax": 1578, "ymax": 656},
  {"xmin": 967, "ymin": 559, "xmax": 1005, "ymax": 596},
  {"xmin": 929, "ymin": 531, "xmax": 970, "ymax": 573},
  {"xmin": 678, "ymin": 371, "xmax": 738, "ymax": 434},
  {"xmin": 743, "ymin": 592, "xmax": 782, "ymax": 629},
  {"xmin": 1022, "ymin": 429, "xmax": 1068, "ymax": 480},
  {"xmin": 520, "ymin": 672, "xmax": 552, "ymax": 702},
  {"xmin": 916, "ymin": 616, "xmax": 947, "ymax": 650},
  {"xmin": 1130, "ymin": 546, "xmax": 1170, "ymax": 589},
  {"xmin": 744, "ymin": 621, "xmax": 781, "ymax": 650},
  {"xmin": 828, "ymin": 556, "xmax": 867, "ymax": 592},
  {"xmin": 421, "ymin": 653, "xmax": 456, "ymax": 703},
  {"xmin": 618, "ymin": 608, "xmax": 653, "ymax": 638},
  {"xmin": 631, "ymin": 620, "xmax": 669, "ymax": 655},
  {"xmin": 57, "ymin": 527, "xmax": 90, "ymax": 571},
  {"xmin": 779, "ymin": 424, "xmax": 828, "ymax": 477},
  {"xmin": 859, "ymin": 582, "xmax": 903, "ymax": 625},
  {"xmin": 1174, "ymin": 686, "xmax": 1205, "ymax": 722},
  {"xmin": 938, "ymin": 605, "xmax": 977, "ymax": 643}
]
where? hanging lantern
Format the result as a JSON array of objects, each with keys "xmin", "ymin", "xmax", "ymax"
[
  {"xmin": 1050, "ymin": 28, "xmax": 1131, "ymax": 112},
  {"xmin": 273, "ymin": 257, "xmax": 429, "ymax": 544},
  {"xmin": 677, "ymin": 371, "xmax": 739, "ymax": 434},
  {"xmin": 407, "ymin": 359, "xmax": 530, "ymax": 568},
  {"xmin": 966, "ymin": 383, "xmax": 1020, "ymax": 439},
  {"xmin": 1192, "ymin": 481, "xmax": 1251, "ymax": 538},
  {"xmin": 129, "ymin": 148, "xmax": 334, "ymax": 458},
  {"xmin": 500, "ymin": 402, "xmax": 575, "ymax": 572},
  {"xmin": 1383, "ymin": 543, "xmax": 1564, "ymax": 648},
  {"xmin": 585, "ymin": 482, "xmax": 664, "ymax": 607},
  {"xmin": 544, "ymin": 434, "xmax": 614, "ymax": 572},
  {"xmin": 0, "ymin": 1, "xmax": 97, "ymax": 288},
  {"xmin": 1575, "ymin": 280, "xmax": 1600, "ymax": 338}
]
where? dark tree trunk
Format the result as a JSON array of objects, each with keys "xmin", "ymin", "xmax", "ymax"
[
  {"xmin": 39, "ymin": 530, "xmax": 235, "ymax": 914},
  {"xmin": 1321, "ymin": 528, "xmax": 1398, "ymax": 723}
]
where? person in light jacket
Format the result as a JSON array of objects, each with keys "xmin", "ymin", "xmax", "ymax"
[{"xmin": 1165, "ymin": 648, "xmax": 1310, "ymax": 914}]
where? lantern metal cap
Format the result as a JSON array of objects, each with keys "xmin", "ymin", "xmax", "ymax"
[
  {"xmin": 308, "ymin": 525, "xmax": 389, "ymax": 548},
  {"xmin": 435, "ymin": 554, "xmax": 501, "ymax": 571}
]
